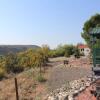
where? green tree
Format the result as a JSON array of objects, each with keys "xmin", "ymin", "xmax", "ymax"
[
  {"xmin": 81, "ymin": 13, "xmax": 100, "ymax": 47},
  {"xmin": 64, "ymin": 45, "xmax": 74, "ymax": 57},
  {"xmin": 48, "ymin": 44, "xmax": 75, "ymax": 57},
  {"xmin": 56, "ymin": 44, "xmax": 65, "ymax": 56},
  {"xmin": 5, "ymin": 53, "xmax": 23, "ymax": 73},
  {"xmin": 73, "ymin": 47, "xmax": 80, "ymax": 58},
  {"xmin": 41, "ymin": 44, "xmax": 50, "ymax": 62}
]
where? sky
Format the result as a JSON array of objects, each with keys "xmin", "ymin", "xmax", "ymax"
[{"xmin": 0, "ymin": 0, "xmax": 100, "ymax": 48}]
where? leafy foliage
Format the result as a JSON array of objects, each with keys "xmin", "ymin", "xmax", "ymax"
[
  {"xmin": 64, "ymin": 45, "xmax": 75, "ymax": 57},
  {"xmin": 81, "ymin": 13, "xmax": 100, "ymax": 48},
  {"xmin": 5, "ymin": 53, "xmax": 24, "ymax": 73},
  {"xmin": 0, "ymin": 45, "xmax": 50, "ymax": 79},
  {"xmin": 0, "ymin": 68, "xmax": 5, "ymax": 80},
  {"xmin": 49, "ymin": 44, "xmax": 76, "ymax": 57},
  {"xmin": 36, "ymin": 74, "xmax": 46, "ymax": 82},
  {"xmin": 74, "ymin": 47, "xmax": 80, "ymax": 58}
]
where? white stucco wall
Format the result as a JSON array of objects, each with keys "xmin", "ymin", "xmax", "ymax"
[
  {"xmin": 79, "ymin": 48, "xmax": 90, "ymax": 56},
  {"xmin": 84, "ymin": 48, "xmax": 90, "ymax": 56}
]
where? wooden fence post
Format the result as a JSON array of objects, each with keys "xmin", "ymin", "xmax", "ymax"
[{"xmin": 15, "ymin": 77, "xmax": 19, "ymax": 100}]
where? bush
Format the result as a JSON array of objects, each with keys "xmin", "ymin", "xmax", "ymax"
[
  {"xmin": 48, "ymin": 50, "xmax": 58, "ymax": 57},
  {"xmin": 74, "ymin": 48, "xmax": 80, "ymax": 58},
  {"xmin": 36, "ymin": 75, "xmax": 46, "ymax": 82},
  {"xmin": 12, "ymin": 65, "xmax": 24, "ymax": 73},
  {"xmin": 64, "ymin": 52, "xmax": 70, "ymax": 57},
  {"xmin": 0, "ymin": 68, "xmax": 5, "ymax": 80}
]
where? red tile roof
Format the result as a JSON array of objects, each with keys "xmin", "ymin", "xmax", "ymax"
[{"xmin": 78, "ymin": 44, "xmax": 88, "ymax": 49}]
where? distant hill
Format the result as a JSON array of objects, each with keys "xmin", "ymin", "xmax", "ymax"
[{"xmin": 0, "ymin": 45, "xmax": 40, "ymax": 55}]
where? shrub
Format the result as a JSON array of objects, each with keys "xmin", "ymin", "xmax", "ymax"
[
  {"xmin": 12, "ymin": 65, "xmax": 24, "ymax": 73},
  {"xmin": 64, "ymin": 52, "xmax": 70, "ymax": 57},
  {"xmin": 0, "ymin": 68, "xmax": 5, "ymax": 80},
  {"xmin": 48, "ymin": 50, "xmax": 58, "ymax": 57},
  {"xmin": 74, "ymin": 48, "xmax": 80, "ymax": 58},
  {"xmin": 36, "ymin": 75, "xmax": 46, "ymax": 82}
]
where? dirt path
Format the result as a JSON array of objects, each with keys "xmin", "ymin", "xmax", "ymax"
[{"xmin": 47, "ymin": 64, "xmax": 92, "ymax": 92}]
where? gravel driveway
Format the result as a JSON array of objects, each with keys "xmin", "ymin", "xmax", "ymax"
[{"xmin": 47, "ymin": 64, "xmax": 92, "ymax": 92}]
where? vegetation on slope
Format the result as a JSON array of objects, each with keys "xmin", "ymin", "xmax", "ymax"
[
  {"xmin": 0, "ymin": 45, "xmax": 49, "ymax": 79},
  {"xmin": 0, "ymin": 45, "xmax": 40, "ymax": 55},
  {"xmin": 0, "ymin": 44, "xmax": 80, "ymax": 80}
]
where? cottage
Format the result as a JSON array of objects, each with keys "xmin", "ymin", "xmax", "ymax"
[{"xmin": 77, "ymin": 44, "xmax": 90, "ymax": 56}]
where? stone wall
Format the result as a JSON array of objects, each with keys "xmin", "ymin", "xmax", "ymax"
[{"xmin": 45, "ymin": 77, "xmax": 92, "ymax": 100}]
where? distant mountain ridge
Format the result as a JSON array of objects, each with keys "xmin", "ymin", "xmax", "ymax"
[{"xmin": 0, "ymin": 45, "xmax": 40, "ymax": 55}]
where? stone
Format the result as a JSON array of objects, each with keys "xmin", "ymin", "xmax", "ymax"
[
  {"xmin": 46, "ymin": 77, "xmax": 92, "ymax": 100},
  {"xmin": 68, "ymin": 95, "xmax": 74, "ymax": 100}
]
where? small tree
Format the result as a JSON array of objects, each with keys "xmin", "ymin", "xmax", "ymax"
[
  {"xmin": 41, "ymin": 44, "xmax": 50, "ymax": 62},
  {"xmin": 64, "ymin": 45, "xmax": 75, "ymax": 57},
  {"xmin": 5, "ymin": 53, "xmax": 24, "ymax": 73},
  {"xmin": 74, "ymin": 47, "xmax": 80, "ymax": 58}
]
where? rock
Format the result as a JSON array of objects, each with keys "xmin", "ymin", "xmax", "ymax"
[
  {"xmin": 68, "ymin": 95, "xmax": 74, "ymax": 100},
  {"xmin": 48, "ymin": 96, "xmax": 55, "ymax": 100},
  {"xmin": 48, "ymin": 96, "xmax": 59, "ymax": 100},
  {"xmin": 58, "ymin": 94, "xmax": 68, "ymax": 100},
  {"xmin": 46, "ymin": 77, "xmax": 92, "ymax": 100},
  {"xmin": 85, "ymin": 81, "xmax": 90, "ymax": 87}
]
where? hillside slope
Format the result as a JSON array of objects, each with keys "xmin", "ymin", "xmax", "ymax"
[{"xmin": 0, "ymin": 45, "xmax": 40, "ymax": 55}]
